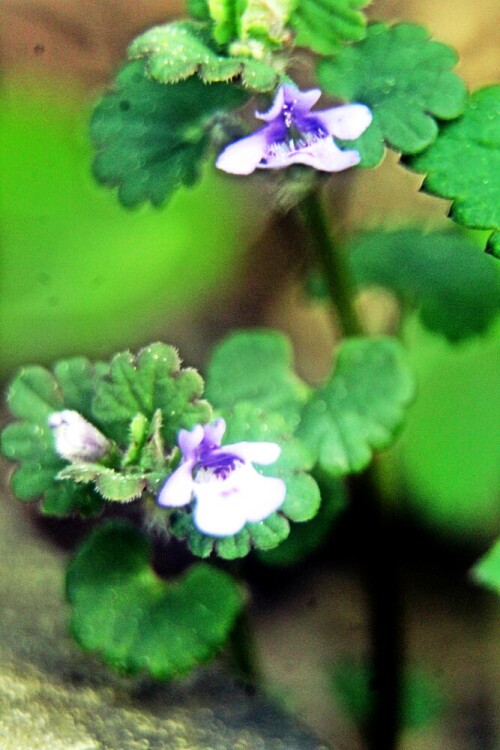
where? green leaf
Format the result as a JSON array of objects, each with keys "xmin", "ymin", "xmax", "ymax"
[
  {"xmin": 58, "ymin": 463, "xmax": 146, "ymax": 502},
  {"xmin": 66, "ymin": 521, "xmax": 243, "ymax": 678},
  {"xmin": 205, "ymin": 330, "xmax": 310, "ymax": 430},
  {"xmin": 331, "ymin": 661, "xmax": 444, "ymax": 731},
  {"xmin": 408, "ymin": 86, "xmax": 500, "ymax": 233},
  {"xmin": 471, "ymin": 538, "xmax": 500, "ymax": 595},
  {"xmin": 91, "ymin": 60, "xmax": 248, "ymax": 208},
  {"xmin": 92, "ymin": 342, "xmax": 211, "ymax": 449},
  {"xmin": 128, "ymin": 21, "xmax": 279, "ymax": 91},
  {"xmin": 1, "ymin": 360, "xmax": 106, "ymax": 516},
  {"xmin": 258, "ymin": 475, "xmax": 346, "ymax": 566},
  {"xmin": 187, "ymin": 0, "xmax": 211, "ymax": 22},
  {"xmin": 171, "ymin": 403, "xmax": 321, "ymax": 559},
  {"xmin": 290, "ymin": 0, "xmax": 369, "ymax": 56},
  {"xmin": 348, "ymin": 229, "xmax": 500, "ymax": 342},
  {"xmin": 318, "ymin": 23, "xmax": 467, "ymax": 167},
  {"xmin": 297, "ymin": 337, "xmax": 415, "ymax": 476}
]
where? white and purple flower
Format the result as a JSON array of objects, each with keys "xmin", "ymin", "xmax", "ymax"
[
  {"xmin": 158, "ymin": 419, "xmax": 286, "ymax": 537},
  {"xmin": 216, "ymin": 84, "xmax": 372, "ymax": 175}
]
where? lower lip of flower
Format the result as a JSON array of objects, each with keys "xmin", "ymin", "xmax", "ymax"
[{"xmin": 265, "ymin": 131, "xmax": 326, "ymax": 161}]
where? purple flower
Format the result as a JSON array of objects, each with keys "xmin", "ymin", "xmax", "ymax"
[
  {"xmin": 216, "ymin": 84, "xmax": 372, "ymax": 175},
  {"xmin": 48, "ymin": 410, "xmax": 110, "ymax": 462},
  {"xmin": 158, "ymin": 419, "xmax": 286, "ymax": 537}
]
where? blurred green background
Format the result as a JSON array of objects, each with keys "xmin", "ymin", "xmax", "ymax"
[{"xmin": 0, "ymin": 75, "xmax": 259, "ymax": 372}]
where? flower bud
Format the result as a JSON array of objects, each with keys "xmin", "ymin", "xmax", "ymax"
[{"xmin": 48, "ymin": 410, "xmax": 110, "ymax": 463}]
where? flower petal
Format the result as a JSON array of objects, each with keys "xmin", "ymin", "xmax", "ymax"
[
  {"xmin": 193, "ymin": 483, "xmax": 248, "ymax": 536},
  {"xmin": 256, "ymin": 85, "xmax": 287, "ymax": 122},
  {"xmin": 178, "ymin": 425, "xmax": 204, "ymax": 459},
  {"xmin": 238, "ymin": 468, "xmax": 287, "ymax": 523},
  {"xmin": 157, "ymin": 460, "xmax": 195, "ymax": 507},
  {"xmin": 216, "ymin": 128, "xmax": 270, "ymax": 175},
  {"xmin": 217, "ymin": 441, "xmax": 281, "ymax": 465},
  {"xmin": 202, "ymin": 418, "xmax": 226, "ymax": 448},
  {"xmin": 317, "ymin": 103, "xmax": 372, "ymax": 140}
]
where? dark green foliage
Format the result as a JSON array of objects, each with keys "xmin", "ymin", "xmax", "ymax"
[
  {"xmin": 66, "ymin": 521, "xmax": 243, "ymax": 678},
  {"xmin": 91, "ymin": 60, "xmax": 248, "ymax": 207},
  {"xmin": 318, "ymin": 23, "xmax": 466, "ymax": 166},
  {"xmin": 348, "ymin": 229, "xmax": 500, "ymax": 342}
]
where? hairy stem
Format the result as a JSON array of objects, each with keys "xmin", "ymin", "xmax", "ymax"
[{"xmin": 299, "ymin": 188, "xmax": 403, "ymax": 750}]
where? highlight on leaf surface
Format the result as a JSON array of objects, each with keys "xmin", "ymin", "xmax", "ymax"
[
  {"xmin": 169, "ymin": 403, "xmax": 321, "ymax": 560},
  {"xmin": 408, "ymin": 86, "xmax": 500, "ymax": 236},
  {"xmin": 318, "ymin": 23, "xmax": 467, "ymax": 167},
  {"xmin": 0, "ymin": 358, "xmax": 106, "ymax": 517},
  {"xmin": 471, "ymin": 538, "xmax": 500, "ymax": 595},
  {"xmin": 128, "ymin": 21, "xmax": 279, "ymax": 92},
  {"xmin": 66, "ymin": 521, "xmax": 244, "ymax": 678},
  {"xmin": 90, "ymin": 60, "xmax": 249, "ymax": 207},
  {"xmin": 297, "ymin": 337, "xmax": 415, "ymax": 476},
  {"xmin": 290, "ymin": 0, "xmax": 369, "ymax": 56},
  {"xmin": 347, "ymin": 229, "xmax": 500, "ymax": 342}
]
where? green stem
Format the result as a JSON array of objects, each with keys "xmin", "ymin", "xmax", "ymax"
[
  {"xmin": 299, "ymin": 188, "xmax": 403, "ymax": 750},
  {"xmin": 299, "ymin": 190, "xmax": 362, "ymax": 337},
  {"xmin": 229, "ymin": 608, "xmax": 261, "ymax": 688}
]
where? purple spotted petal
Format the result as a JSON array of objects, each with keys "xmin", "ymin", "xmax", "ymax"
[
  {"xmin": 261, "ymin": 136, "xmax": 361, "ymax": 172},
  {"xmin": 157, "ymin": 460, "xmax": 195, "ymax": 507},
  {"xmin": 317, "ymin": 103, "xmax": 373, "ymax": 140},
  {"xmin": 193, "ymin": 463, "xmax": 286, "ymax": 536}
]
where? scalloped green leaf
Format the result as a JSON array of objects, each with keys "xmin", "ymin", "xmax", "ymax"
[
  {"xmin": 348, "ymin": 229, "xmax": 500, "ymax": 342},
  {"xmin": 258, "ymin": 475, "xmax": 346, "ymax": 566},
  {"xmin": 205, "ymin": 330, "xmax": 310, "ymax": 430},
  {"xmin": 171, "ymin": 403, "xmax": 321, "ymax": 559},
  {"xmin": 92, "ymin": 342, "xmax": 211, "ymax": 449},
  {"xmin": 408, "ymin": 86, "xmax": 500, "ymax": 233},
  {"xmin": 58, "ymin": 463, "xmax": 146, "ymax": 502},
  {"xmin": 297, "ymin": 337, "xmax": 415, "ymax": 476},
  {"xmin": 66, "ymin": 521, "xmax": 243, "ymax": 678},
  {"xmin": 91, "ymin": 59, "xmax": 248, "ymax": 208},
  {"xmin": 471, "ymin": 538, "xmax": 500, "ymax": 595},
  {"xmin": 1, "ymin": 360, "xmax": 106, "ymax": 516},
  {"xmin": 290, "ymin": 0, "xmax": 369, "ymax": 56},
  {"xmin": 318, "ymin": 23, "xmax": 467, "ymax": 167},
  {"xmin": 128, "ymin": 21, "xmax": 279, "ymax": 91}
]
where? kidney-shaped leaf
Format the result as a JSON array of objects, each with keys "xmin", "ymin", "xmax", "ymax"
[{"xmin": 66, "ymin": 521, "xmax": 244, "ymax": 678}]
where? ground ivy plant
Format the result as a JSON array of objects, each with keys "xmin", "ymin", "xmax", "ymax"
[{"xmin": 2, "ymin": 1, "xmax": 499, "ymax": 748}]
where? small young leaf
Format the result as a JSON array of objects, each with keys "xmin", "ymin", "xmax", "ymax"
[
  {"xmin": 318, "ymin": 23, "xmax": 467, "ymax": 167},
  {"xmin": 348, "ymin": 229, "xmax": 500, "ymax": 342},
  {"xmin": 58, "ymin": 463, "xmax": 146, "ymax": 502},
  {"xmin": 66, "ymin": 521, "xmax": 243, "ymax": 678},
  {"xmin": 297, "ymin": 337, "xmax": 415, "ymax": 476},
  {"xmin": 471, "ymin": 538, "xmax": 500, "ymax": 595},
  {"xmin": 92, "ymin": 342, "xmax": 211, "ymax": 449},
  {"xmin": 205, "ymin": 330, "xmax": 310, "ymax": 430},
  {"xmin": 170, "ymin": 403, "xmax": 321, "ymax": 559},
  {"xmin": 1, "ymin": 359, "xmax": 106, "ymax": 516},
  {"xmin": 408, "ymin": 86, "xmax": 500, "ymax": 234},
  {"xmin": 91, "ymin": 60, "xmax": 248, "ymax": 207},
  {"xmin": 128, "ymin": 21, "xmax": 279, "ymax": 91},
  {"xmin": 290, "ymin": 0, "xmax": 369, "ymax": 56}
]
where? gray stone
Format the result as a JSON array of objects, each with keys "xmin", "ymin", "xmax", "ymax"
[{"xmin": 0, "ymin": 487, "xmax": 329, "ymax": 750}]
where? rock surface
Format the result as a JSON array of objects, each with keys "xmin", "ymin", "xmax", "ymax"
[{"xmin": 0, "ymin": 487, "xmax": 329, "ymax": 750}]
